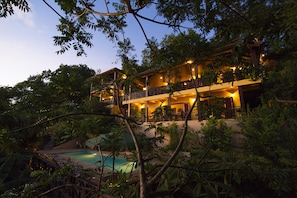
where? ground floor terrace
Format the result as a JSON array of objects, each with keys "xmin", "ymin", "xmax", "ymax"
[{"xmin": 122, "ymin": 79, "xmax": 262, "ymax": 122}]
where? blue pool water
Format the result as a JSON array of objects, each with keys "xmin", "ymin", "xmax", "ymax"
[{"xmin": 63, "ymin": 150, "xmax": 136, "ymax": 173}]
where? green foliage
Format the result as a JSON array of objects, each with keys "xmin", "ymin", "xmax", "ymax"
[
  {"xmin": 201, "ymin": 68, "xmax": 218, "ymax": 86},
  {"xmin": 237, "ymin": 100, "xmax": 297, "ymax": 196},
  {"xmin": 199, "ymin": 97, "xmax": 226, "ymax": 120},
  {"xmin": 200, "ymin": 117, "xmax": 233, "ymax": 150},
  {"xmin": 152, "ymin": 106, "xmax": 163, "ymax": 122},
  {"xmin": 2, "ymin": 1, "xmax": 297, "ymax": 197},
  {"xmin": 47, "ymin": 121, "xmax": 75, "ymax": 145},
  {"xmin": 161, "ymin": 123, "xmax": 181, "ymax": 150},
  {"xmin": 143, "ymin": 30, "xmax": 211, "ymax": 70},
  {"xmin": 0, "ymin": 152, "xmax": 35, "ymax": 195},
  {"xmin": 18, "ymin": 160, "xmax": 85, "ymax": 197},
  {"xmin": 242, "ymin": 101, "xmax": 297, "ymax": 164},
  {"xmin": 264, "ymin": 59, "xmax": 297, "ymax": 100},
  {"xmin": 222, "ymin": 68, "xmax": 234, "ymax": 82},
  {"xmin": 102, "ymin": 171, "xmax": 139, "ymax": 198},
  {"xmin": 143, "ymin": 102, "xmax": 297, "ymax": 197},
  {"xmin": 0, "ymin": 87, "xmax": 13, "ymax": 130},
  {"xmin": 49, "ymin": 64, "xmax": 95, "ymax": 107},
  {"xmin": 152, "ymin": 105, "xmax": 177, "ymax": 121},
  {"xmin": 0, "ymin": 0, "xmax": 30, "ymax": 18},
  {"xmin": 0, "ymin": 64, "xmax": 96, "ymax": 151}
]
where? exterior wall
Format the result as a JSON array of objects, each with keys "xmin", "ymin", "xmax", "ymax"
[
  {"xmin": 92, "ymin": 50, "xmax": 263, "ymax": 122},
  {"xmin": 139, "ymin": 119, "xmax": 243, "ymax": 147},
  {"xmin": 149, "ymin": 73, "xmax": 166, "ymax": 88}
]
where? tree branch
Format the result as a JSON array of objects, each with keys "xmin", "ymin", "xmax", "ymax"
[
  {"xmin": 113, "ymin": 81, "xmax": 148, "ymax": 197},
  {"xmin": 217, "ymin": 0, "xmax": 253, "ymax": 31},
  {"xmin": 275, "ymin": 97, "xmax": 297, "ymax": 104},
  {"xmin": 7, "ymin": 112, "xmax": 143, "ymax": 134},
  {"xmin": 134, "ymin": 12, "xmax": 191, "ymax": 29},
  {"xmin": 42, "ymin": 0, "xmax": 66, "ymax": 20},
  {"xmin": 148, "ymin": 94, "xmax": 198, "ymax": 186},
  {"xmin": 84, "ymin": 6, "xmax": 129, "ymax": 17}
]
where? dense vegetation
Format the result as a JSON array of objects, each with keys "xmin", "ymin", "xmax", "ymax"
[{"xmin": 1, "ymin": 0, "xmax": 297, "ymax": 197}]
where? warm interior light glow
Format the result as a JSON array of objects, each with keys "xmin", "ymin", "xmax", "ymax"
[
  {"xmin": 230, "ymin": 93, "xmax": 235, "ymax": 97},
  {"xmin": 143, "ymin": 87, "xmax": 147, "ymax": 91},
  {"xmin": 260, "ymin": 53, "xmax": 265, "ymax": 62},
  {"xmin": 192, "ymin": 68, "xmax": 195, "ymax": 71},
  {"xmin": 160, "ymin": 76, "xmax": 163, "ymax": 80},
  {"xmin": 122, "ymin": 74, "xmax": 127, "ymax": 79},
  {"xmin": 186, "ymin": 60, "xmax": 193, "ymax": 64}
]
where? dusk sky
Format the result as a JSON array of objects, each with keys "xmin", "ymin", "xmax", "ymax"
[{"xmin": 0, "ymin": 1, "xmax": 173, "ymax": 86}]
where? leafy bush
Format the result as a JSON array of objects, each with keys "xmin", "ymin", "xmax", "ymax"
[
  {"xmin": 200, "ymin": 117, "xmax": 233, "ymax": 150},
  {"xmin": 239, "ymin": 101, "xmax": 297, "ymax": 196}
]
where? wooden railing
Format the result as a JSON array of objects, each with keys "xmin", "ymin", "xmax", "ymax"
[{"xmin": 124, "ymin": 79, "xmax": 207, "ymax": 100}]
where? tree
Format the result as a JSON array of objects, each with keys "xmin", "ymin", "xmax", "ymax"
[
  {"xmin": 0, "ymin": 65, "xmax": 95, "ymax": 152},
  {"xmin": 2, "ymin": 0, "xmax": 296, "ymax": 55},
  {"xmin": 141, "ymin": 30, "xmax": 211, "ymax": 70},
  {"xmin": 0, "ymin": 87, "xmax": 14, "ymax": 130},
  {"xmin": 2, "ymin": 1, "xmax": 297, "ymax": 197},
  {"xmin": 0, "ymin": 0, "xmax": 30, "ymax": 18},
  {"xmin": 49, "ymin": 64, "xmax": 95, "ymax": 109}
]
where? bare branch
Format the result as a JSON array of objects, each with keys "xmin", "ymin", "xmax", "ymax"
[
  {"xmin": 104, "ymin": 0, "xmax": 110, "ymax": 13},
  {"xmin": 7, "ymin": 112, "xmax": 142, "ymax": 134},
  {"xmin": 113, "ymin": 81, "xmax": 148, "ymax": 197},
  {"xmin": 148, "ymin": 92, "xmax": 198, "ymax": 186},
  {"xmin": 84, "ymin": 6, "xmax": 129, "ymax": 17},
  {"xmin": 42, "ymin": 0, "xmax": 66, "ymax": 20},
  {"xmin": 131, "ymin": 13, "xmax": 155, "ymax": 53},
  {"xmin": 77, "ymin": 8, "xmax": 87, "ymax": 18},
  {"xmin": 275, "ymin": 97, "xmax": 297, "ymax": 104},
  {"xmin": 217, "ymin": 0, "xmax": 253, "ymax": 31},
  {"xmin": 134, "ymin": 12, "xmax": 191, "ymax": 29}
]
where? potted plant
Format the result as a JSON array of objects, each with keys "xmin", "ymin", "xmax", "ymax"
[
  {"xmin": 201, "ymin": 69, "xmax": 218, "ymax": 86},
  {"xmin": 222, "ymin": 68, "xmax": 234, "ymax": 82},
  {"xmin": 235, "ymin": 67, "xmax": 244, "ymax": 80},
  {"xmin": 152, "ymin": 106, "xmax": 163, "ymax": 121}
]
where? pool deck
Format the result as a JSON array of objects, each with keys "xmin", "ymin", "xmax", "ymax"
[
  {"xmin": 37, "ymin": 148, "xmax": 139, "ymax": 185},
  {"xmin": 38, "ymin": 148, "xmax": 135, "ymax": 169}
]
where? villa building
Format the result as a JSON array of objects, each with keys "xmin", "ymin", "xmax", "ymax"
[{"xmin": 91, "ymin": 42, "xmax": 264, "ymax": 122}]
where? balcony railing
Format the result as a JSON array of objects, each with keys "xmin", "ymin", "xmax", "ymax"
[{"xmin": 124, "ymin": 79, "xmax": 208, "ymax": 100}]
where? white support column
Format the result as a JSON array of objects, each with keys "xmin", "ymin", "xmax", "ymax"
[
  {"xmin": 195, "ymin": 64, "xmax": 199, "ymax": 87},
  {"xmin": 145, "ymin": 76, "xmax": 149, "ymax": 122},
  {"xmin": 167, "ymin": 70, "xmax": 171, "ymax": 107},
  {"xmin": 128, "ymin": 85, "xmax": 131, "ymax": 117}
]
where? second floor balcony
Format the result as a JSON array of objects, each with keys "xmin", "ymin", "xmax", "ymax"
[{"xmin": 123, "ymin": 78, "xmax": 225, "ymax": 101}]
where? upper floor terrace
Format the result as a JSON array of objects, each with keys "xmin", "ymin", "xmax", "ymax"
[
  {"xmin": 90, "ymin": 40, "xmax": 264, "ymax": 121},
  {"xmin": 121, "ymin": 62, "xmax": 260, "ymax": 104}
]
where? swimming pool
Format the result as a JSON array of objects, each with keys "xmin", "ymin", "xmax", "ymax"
[{"xmin": 62, "ymin": 150, "xmax": 136, "ymax": 173}]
